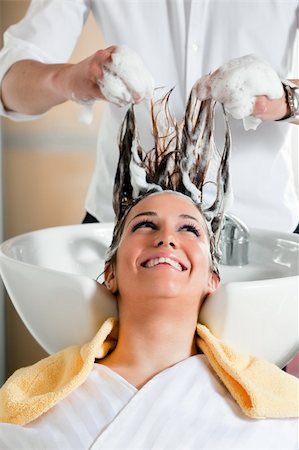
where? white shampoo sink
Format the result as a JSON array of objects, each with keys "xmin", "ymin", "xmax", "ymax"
[{"xmin": 0, "ymin": 223, "xmax": 298, "ymax": 368}]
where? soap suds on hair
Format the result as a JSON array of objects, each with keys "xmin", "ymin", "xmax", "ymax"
[
  {"xmin": 99, "ymin": 45, "xmax": 154, "ymax": 105},
  {"xmin": 80, "ymin": 45, "xmax": 154, "ymax": 124},
  {"xmin": 195, "ymin": 54, "xmax": 283, "ymax": 130},
  {"xmin": 130, "ymin": 134, "xmax": 162, "ymax": 198}
]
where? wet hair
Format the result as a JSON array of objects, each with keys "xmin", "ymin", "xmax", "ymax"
[{"xmin": 105, "ymin": 88, "xmax": 232, "ymax": 278}]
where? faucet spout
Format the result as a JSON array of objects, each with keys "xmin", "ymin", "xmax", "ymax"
[{"xmin": 220, "ymin": 214, "xmax": 249, "ymax": 266}]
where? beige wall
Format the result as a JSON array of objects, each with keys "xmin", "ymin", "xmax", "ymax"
[{"xmin": 1, "ymin": 1, "xmax": 105, "ymax": 377}]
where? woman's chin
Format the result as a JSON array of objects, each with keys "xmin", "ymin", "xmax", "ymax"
[{"xmin": 141, "ymin": 280, "xmax": 188, "ymax": 300}]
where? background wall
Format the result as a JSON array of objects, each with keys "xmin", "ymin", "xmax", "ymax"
[{"xmin": 1, "ymin": 0, "xmax": 105, "ymax": 377}]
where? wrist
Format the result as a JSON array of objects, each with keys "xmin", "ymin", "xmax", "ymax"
[
  {"xmin": 276, "ymin": 79, "xmax": 299, "ymax": 122},
  {"xmin": 49, "ymin": 63, "xmax": 73, "ymax": 103}
]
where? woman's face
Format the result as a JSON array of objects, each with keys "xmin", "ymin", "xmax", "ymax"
[{"xmin": 105, "ymin": 192, "xmax": 219, "ymax": 310}]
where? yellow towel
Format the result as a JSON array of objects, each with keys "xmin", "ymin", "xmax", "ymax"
[
  {"xmin": 0, "ymin": 318, "xmax": 297, "ymax": 425},
  {"xmin": 0, "ymin": 318, "xmax": 118, "ymax": 426},
  {"xmin": 197, "ymin": 324, "xmax": 299, "ymax": 419}
]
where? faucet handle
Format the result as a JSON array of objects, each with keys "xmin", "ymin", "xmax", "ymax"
[{"xmin": 220, "ymin": 214, "xmax": 249, "ymax": 266}]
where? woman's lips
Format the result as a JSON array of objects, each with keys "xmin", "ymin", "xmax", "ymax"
[{"xmin": 141, "ymin": 254, "xmax": 187, "ymax": 271}]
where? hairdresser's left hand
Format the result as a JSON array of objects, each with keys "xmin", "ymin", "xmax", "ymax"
[
  {"xmin": 98, "ymin": 45, "xmax": 154, "ymax": 107},
  {"xmin": 195, "ymin": 54, "xmax": 286, "ymax": 129}
]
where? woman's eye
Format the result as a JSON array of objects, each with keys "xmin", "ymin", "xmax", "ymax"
[
  {"xmin": 132, "ymin": 220, "xmax": 157, "ymax": 232},
  {"xmin": 179, "ymin": 223, "xmax": 200, "ymax": 237}
]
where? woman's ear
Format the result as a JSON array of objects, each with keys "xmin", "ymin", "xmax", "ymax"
[
  {"xmin": 207, "ymin": 271, "xmax": 219, "ymax": 294},
  {"xmin": 104, "ymin": 263, "xmax": 118, "ymax": 294}
]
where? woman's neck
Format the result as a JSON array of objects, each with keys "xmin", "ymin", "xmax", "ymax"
[{"xmin": 100, "ymin": 301, "xmax": 199, "ymax": 388}]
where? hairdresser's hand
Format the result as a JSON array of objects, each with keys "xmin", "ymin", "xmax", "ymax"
[
  {"xmin": 195, "ymin": 54, "xmax": 285, "ymax": 129},
  {"xmin": 252, "ymin": 94, "xmax": 289, "ymax": 121},
  {"xmin": 58, "ymin": 45, "xmax": 154, "ymax": 107},
  {"xmin": 56, "ymin": 47, "xmax": 115, "ymax": 105},
  {"xmin": 1, "ymin": 45, "xmax": 153, "ymax": 115}
]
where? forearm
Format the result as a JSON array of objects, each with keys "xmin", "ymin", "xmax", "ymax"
[
  {"xmin": 1, "ymin": 60, "xmax": 71, "ymax": 115},
  {"xmin": 0, "ymin": 46, "xmax": 154, "ymax": 116}
]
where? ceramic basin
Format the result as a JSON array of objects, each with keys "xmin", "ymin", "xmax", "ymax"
[{"xmin": 0, "ymin": 223, "xmax": 298, "ymax": 368}]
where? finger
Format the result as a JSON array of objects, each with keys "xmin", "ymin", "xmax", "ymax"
[
  {"xmin": 97, "ymin": 69, "xmax": 133, "ymax": 106},
  {"xmin": 90, "ymin": 83, "xmax": 105, "ymax": 100},
  {"xmin": 108, "ymin": 45, "xmax": 154, "ymax": 101},
  {"xmin": 90, "ymin": 47, "xmax": 116, "ymax": 82},
  {"xmin": 95, "ymin": 46, "xmax": 116, "ymax": 64},
  {"xmin": 252, "ymin": 95, "xmax": 288, "ymax": 120},
  {"xmin": 194, "ymin": 75, "xmax": 212, "ymax": 100},
  {"xmin": 252, "ymin": 96, "xmax": 268, "ymax": 117}
]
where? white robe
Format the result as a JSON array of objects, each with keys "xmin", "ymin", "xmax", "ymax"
[{"xmin": 0, "ymin": 355, "xmax": 297, "ymax": 450}]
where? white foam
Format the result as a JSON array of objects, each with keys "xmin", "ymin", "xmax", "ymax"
[
  {"xmin": 129, "ymin": 133, "xmax": 161, "ymax": 198},
  {"xmin": 98, "ymin": 45, "xmax": 154, "ymax": 106},
  {"xmin": 80, "ymin": 45, "xmax": 154, "ymax": 123},
  {"xmin": 79, "ymin": 103, "xmax": 94, "ymax": 125},
  {"xmin": 195, "ymin": 54, "xmax": 283, "ymax": 130}
]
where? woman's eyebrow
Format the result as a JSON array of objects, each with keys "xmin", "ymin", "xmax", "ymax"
[
  {"xmin": 127, "ymin": 211, "xmax": 200, "ymax": 226},
  {"xmin": 128, "ymin": 211, "xmax": 157, "ymax": 225},
  {"xmin": 179, "ymin": 214, "xmax": 200, "ymax": 222}
]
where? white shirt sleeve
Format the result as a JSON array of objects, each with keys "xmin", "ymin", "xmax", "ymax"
[{"xmin": 0, "ymin": 0, "xmax": 91, "ymax": 121}]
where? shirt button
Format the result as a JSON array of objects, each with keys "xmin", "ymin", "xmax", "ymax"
[{"xmin": 192, "ymin": 42, "xmax": 199, "ymax": 52}]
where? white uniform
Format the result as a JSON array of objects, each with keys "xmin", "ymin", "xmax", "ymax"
[
  {"xmin": 0, "ymin": 0, "xmax": 298, "ymax": 231},
  {"xmin": 0, "ymin": 355, "xmax": 297, "ymax": 449}
]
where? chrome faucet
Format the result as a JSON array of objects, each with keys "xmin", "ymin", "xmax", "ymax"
[{"xmin": 220, "ymin": 214, "xmax": 249, "ymax": 266}]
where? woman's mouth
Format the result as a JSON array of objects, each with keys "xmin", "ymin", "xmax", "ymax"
[{"xmin": 141, "ymin": 256, "xmax": 187, "ymax": 272}]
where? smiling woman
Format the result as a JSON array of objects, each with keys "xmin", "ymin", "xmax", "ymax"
[
  {"xmin": 0, "ymin": 89, "xmax": 298, "ymax": 449},
  {"xmin": 106, "ymin": 192, "xmax": 217, "ymax": 308},
  {"xmin": 101, "ymin": 191, "xmax": 219, "ymax": 390}
]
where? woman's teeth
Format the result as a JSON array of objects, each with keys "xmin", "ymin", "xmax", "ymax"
[{"xmin": 145, "ymin": 257, "xmax": 183, "ymax": 271}]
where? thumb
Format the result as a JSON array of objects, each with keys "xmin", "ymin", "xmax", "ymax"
[{"xmin": 194, "ymin": 74, "xmax": 212, "ymax": 100}]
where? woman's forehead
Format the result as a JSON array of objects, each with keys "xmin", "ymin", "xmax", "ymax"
[{"xmin": 126, "ymin": 192, "xmax": 204, "ymax": 222}]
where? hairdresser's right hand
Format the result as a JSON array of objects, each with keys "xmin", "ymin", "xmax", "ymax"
[
  {"xmin": 57, "ymin": 45, "xmax": 154, "ymax": 107},
  {"xmin": 194, "ymin": 54, "xmax": 284, "ymax": 130}
]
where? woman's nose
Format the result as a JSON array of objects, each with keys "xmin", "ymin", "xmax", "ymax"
[
  {"xmin": 154, "ymin": 231, "xmax": 177, "ymax": 248},
  {"xmin": 156, "ymin": 239, "xmax": 175, "ymax": 248},
  {"xmin": 153, "ymin": 225, "xmax": 177, "ymax": 248}
]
